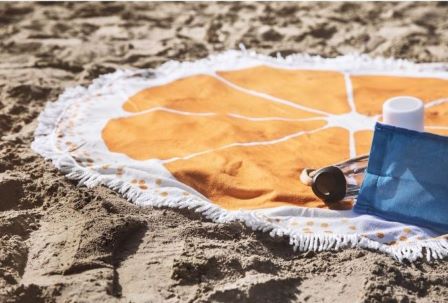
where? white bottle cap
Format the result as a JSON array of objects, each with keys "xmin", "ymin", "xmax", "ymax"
[{"xmin": 382, "ymin": 96, "xmax": 424, "ymax": 132}]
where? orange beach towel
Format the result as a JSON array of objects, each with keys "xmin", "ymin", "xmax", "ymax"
[{"xmin": 33, "ymin": 51, "xmax": 448, "ymax": 261}]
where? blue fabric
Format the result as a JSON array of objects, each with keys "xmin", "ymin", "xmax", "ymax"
[{"xmin": 354, "ymin": 123, "xmax": 448, "ymax": 233}]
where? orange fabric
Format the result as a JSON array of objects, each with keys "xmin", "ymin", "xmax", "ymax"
[
  {"xmin": 355, "ymin": 131, "xmax": 374, "ymax": 156},
  {"xmin": 102, "ymin": 66, "xmax": 448, "ymax": 210},
  {"xmin": 166, "ymin": 127, "xmax": 348, "ymax": 210},
  {"xmin": 352, "ymin": 75, "xmax": 448, "ymax": 116},
  {"xmin": 426, "ymin": 101, "xmax": 448, "ymax": 129},
  {"xmin": 103, "ymin": 111, "xmax": 325, "ymax": 161},
  {"xmin": 123, "ymin": 74, "xmax": 316, "ymax": 118},
  {"xmin": 218, "ymin": 66, "xmax": 350, "ymax": 114}
]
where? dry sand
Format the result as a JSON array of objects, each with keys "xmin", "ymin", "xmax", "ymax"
[{"xmin": 1, "ymin": 2, "xmax": 448, "ymax": 302}]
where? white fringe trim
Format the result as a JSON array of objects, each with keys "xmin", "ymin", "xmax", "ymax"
[{"xmin": 31, "ymin": 49, "xmax": 448, "ymax": 263}]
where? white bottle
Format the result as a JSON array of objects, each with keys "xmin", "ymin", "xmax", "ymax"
[{"xmin": 382, "ymin": 96, "xmax": 424, "ymax": 132}]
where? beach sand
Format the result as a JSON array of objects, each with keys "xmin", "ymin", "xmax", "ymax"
[{"xmin": 1, "ymin": 2, "xmax": 448, "ymax": 302}]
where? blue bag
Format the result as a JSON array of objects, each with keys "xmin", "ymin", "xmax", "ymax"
[{"xmin": 354, "ymin": 123, "xmax": 448, "ymax": 233}]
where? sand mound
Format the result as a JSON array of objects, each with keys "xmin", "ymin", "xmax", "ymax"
[{"xmin": 1, "ymin": 2, "xmax": 448, "ymax": 302}]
